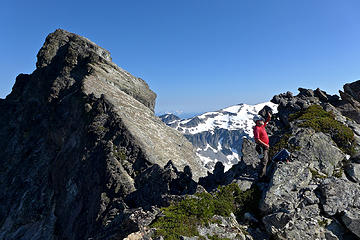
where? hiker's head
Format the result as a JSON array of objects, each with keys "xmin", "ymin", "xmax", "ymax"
[{"xmin": 254, "ymin": 116, "xmax": 264, "ymax": 126}]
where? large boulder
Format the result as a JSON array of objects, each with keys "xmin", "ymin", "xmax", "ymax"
[
  {"xmin": 319, "ymin": 178, "xmax": 360, "ymax": 237},
  {"xmin": 259, "ymin": 160, "xmax": 339, "ymax": 239},
  {"xmin": 289, "ymin": 128, "xmax": 345, "ymax": 176},
  {"xmin": 260, "ymin": 161, "xmax": 312, "ymax": 214},
  {"xmin": 345, "ymin": 163, "xmax": 360, "ymax": 183}
]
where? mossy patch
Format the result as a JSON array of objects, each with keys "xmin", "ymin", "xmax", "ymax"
[
  {"xmin": 96, "ymin": 125, "xmax": 107, "ymax": 133},
  {"xmin": 333, "ymin": 167, "xmax": 344, "ymax": 178},
  {"xmin": 269, "ymin": 133, "xmax": 300, "ymax": 160},
  {"xmin": 207, "ymin": 235, "xmax": 231, "ymax": 240},
  {"xmin": 309, "ymin": 168, "xmax": 327, "ymax": 179},
  {"xmin": 151, "ymin": 183, "xmax": 261, "ymax": 240},
  {"xmin": 113, "ymin": 146, "xmax": 126, "ymax": 161},
  {"xmin": 318, "ymin": 219, "xmax": 329, "ymax": 228},
  {"xmin": 289, "ymin": 105, "xmax": 355, "ymax": 155}
]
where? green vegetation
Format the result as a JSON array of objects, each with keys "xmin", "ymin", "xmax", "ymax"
[
  {"xmin": 151, "ymin": 183, "xmax": 261, "ymax": 240},
  {"xmin": 333, "ymin": 167, "xmax": 344, "ymax": 178},
  {"xmin": 269, "ymin": 133, "xmax": 300, "ymax": 159},
  {"xmin": 96, "ymin": 125, "xmax": 107, "ymax": 133},
  {"xmin": 113, "ymin": 146, "xmax": 126, "ymax": 161},
  {"xmin": 318, "ymin": 219, "xmax": 329, "ymax": 228},
  {"xmin": 289, "ymin": 105, "xmax": 355, "ymax": 155},
  {"xmin": 309, "ymin": 168, "xmax": 327, "ymax": 179},
  {"xmin": 207, "ymin": 235, "xmax": 231, "ymax": 240}
]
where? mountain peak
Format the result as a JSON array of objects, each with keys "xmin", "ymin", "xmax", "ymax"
[{"xmin": 36, "ymin": 29, "xmax": 112, "ymax": 69}]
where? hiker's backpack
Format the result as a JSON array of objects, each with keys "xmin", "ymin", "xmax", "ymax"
[{"xmin": 272, "ymin": 148, "xmax": 291, "ymax": 162}]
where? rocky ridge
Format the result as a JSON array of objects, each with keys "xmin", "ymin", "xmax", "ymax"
[
  {"xmin": 2, "ymin": 29, "xmax": 360, "ymax": 240},
  {"xmin": 0, "ymin": 29, "xmax": 206, "ymax": 240}
]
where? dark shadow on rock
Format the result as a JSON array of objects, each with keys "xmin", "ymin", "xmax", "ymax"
[{"xmin": 125, "ymin": 161, "xmax": 197, "ymax": 210}]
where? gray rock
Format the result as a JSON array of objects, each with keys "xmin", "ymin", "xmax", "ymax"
[
  {"xmin": 341, "ymin": 210, "xmax": 360, "ymax": 238},
  {"xmin": 0, "ymin": 29, "xmax": 206, "ymax": 240},
  {"xmin": 260, "ymin": 161, "xmax": 312, "ymax": 214},
  {"xmin": 343, "ymin": 80, "xmax": 360, "ymax": 103},
  {"xmin": 263, "ymin": 204, "xmax": 337, "ymax": 240},
  {"xmin": 319, "ymin": 178, "xmax": 360, "ymax": 216},
  {"xmin": 290, "ymin": 128, "xmax": 345, "ymax": 176},
  {"xmin": 196, "ymin": 213, "xmax": 247, "ymax": 240},
  {"xmin": 345, "ymin": 163, "xmax": 360, "ymax": 182}
]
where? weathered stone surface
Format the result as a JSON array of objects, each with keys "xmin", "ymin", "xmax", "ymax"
[
  {"xmin": 341, "ymin": 210, "xmax": 360, "ymax": 238},
  {"xmin": 343, "ymin": 80, "xmax": 360, "ymax": 103},
  {"xmin": 345, "ymin": 163, "xmax": 360, "ymax": 183},
  {"xmin": 262, "ymin": 205, "xmax": 335, "ymax": 240},
  {"xmin": 335, "ymin": 81, "xmax": 360, "ymax": 124},
  {"xmin": 0, "ymin": 29, "xmax": 206, "ymax": 240},
  {"xmin": 196, "ymin": 213, "xmax": 248, "ymax": 240},
  {"xmin": 37, "ymin": 29, "xmax": 156, "ymax": 111},
  {"xmin": 290, "ymin": 128, "xmax": 345, "ymax": 176},
  {"xmin": 319, "ymin": 178, "xmax": 360, "ymax": 216},
  {"xmin": 260, "ymin": 161, "xmax": 312, "ymax": 214}
]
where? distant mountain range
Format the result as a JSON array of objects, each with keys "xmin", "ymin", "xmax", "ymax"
[{"xmin": 160, "ymin": 102, "xmax": 278, "ymax": 171}]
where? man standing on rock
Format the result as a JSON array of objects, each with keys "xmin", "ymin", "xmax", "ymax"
[{"xmin": 253, "ymin": 112, "xmax": 271, "ymax": 180}]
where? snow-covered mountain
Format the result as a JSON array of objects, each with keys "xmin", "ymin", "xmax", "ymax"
[{"xmin": 160, "ymin": 102, "xmax": 278, "ymax": 172}]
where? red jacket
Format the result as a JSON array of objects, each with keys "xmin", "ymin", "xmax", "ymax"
[{"xmin": 253, "ymin": 118, "xmax": 269, "ymax": 145}]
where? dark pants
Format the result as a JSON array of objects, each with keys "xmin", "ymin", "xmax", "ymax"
[{"xmin": 256, "ymin": 144, "xmax": 269, "ymax": 178}]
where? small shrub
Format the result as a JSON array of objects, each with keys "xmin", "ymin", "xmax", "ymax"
[
  {"xmin": 113, "ymin": 147, "xmax": 126, "ymax": 161},
  {"xmin": 207, "ymin": 235, "xmax": 231, "ymax": 240},
  {"xmin": 318, "ymin": 219, "xmax": 329, "ymax": 228},
  {"xmin": 333, "ymin": 167, "xmax": 343, "ymax": 178},
  {"xmin": 309, "ymin": 168, "xmax": 327, "ymax": 179},
  {"xmin": 269, "ymin": 133, "xmax": 300, "ymax": 160},
  {"xmin": 151, "ymin": 183, "xmax": 261, "ymax": 240},
  {"xmin": 96, "ymin": 126, "xmax": 107, "ymax": 133}
]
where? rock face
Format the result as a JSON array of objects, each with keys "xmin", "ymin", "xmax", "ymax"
[{"xmin": 0, "ymin": 29, "xmax": 206, "ymax": 240}]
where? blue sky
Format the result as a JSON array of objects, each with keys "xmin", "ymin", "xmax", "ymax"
[{"xmin": 1, "ymin": 0, "xmax": 360, "ymax": 116}]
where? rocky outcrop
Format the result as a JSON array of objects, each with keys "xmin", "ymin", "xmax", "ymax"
[{"xmin": 0, "ymin": 29, "xmax": 206, "ymax": 240}]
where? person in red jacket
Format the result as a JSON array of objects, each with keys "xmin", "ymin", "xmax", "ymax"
[{"xmin": 253, "ymin": 112, "xmax": 271, "ymax": 179}]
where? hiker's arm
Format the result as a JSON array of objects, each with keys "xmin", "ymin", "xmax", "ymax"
[
  {"xmin": 255, "ymin": 138, "xmax": 269, "ymax": 149},
  {"xmin": 265, "ymin": 112, "xmax": 271, "ymax": 124}
]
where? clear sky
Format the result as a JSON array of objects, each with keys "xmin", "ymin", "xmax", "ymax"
[{"xmin": 1, "ymin": 0, "xmax": 360, "ymax": 116}]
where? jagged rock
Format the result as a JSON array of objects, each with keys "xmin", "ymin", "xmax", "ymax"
[
  {"xmin": 341, "ymin": 210, "xmax": 360, "ymax": 238},
  {"xmin": 326, "ymin": 219, "xmax": 347, "ymax": 240},
  {"xmin": 345, "ymin": 163, "xmax": 360, "ymax": 183},
  {"xmin": 262, "ymin": 203, "xmax": 336, "ymax": 240},
  {"xmin": 0, "ymin": 29, "xmax": 206, "ymax": 240},
  {"xmin": 350, "ymin": 153, "xmax": 360, "ymax": 163},
  {"xmin": 290, "ymin": 128, "xmax": 345, "ymax": 176},
  {"xmin": 343, "ymin": 80, "xmax": 360, "ymax": 102},
  {"xmin": 260, "ymin": 161, "xmax": 312, "ymax": 214},
  {"xmin": 244, "ymin": 212, "xmax": 259, "ymax": 224},
  {"xmin": 235, "ymin": 137, "xmax": 261, "ymax": 179},
  {"xmin": 319, "ymin": 178, "xmax": 360, "ymax": 216},
  {"xmin": 198, "ymin": 138, "xmax": 260, "ymax": 191},
  {"xmin": 258, "ymin": 160, "xmax": 340, "ymax": 239},
  {"xmin": 335, "ymin": 81, "xmax": 360, "ymax": 124},
  {"xmin": 196, "ymin": 213, "xmax": 248, "ymax": 240}
]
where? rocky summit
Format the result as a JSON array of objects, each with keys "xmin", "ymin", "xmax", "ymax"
[
  {"xmin": 2, "ymin": 29, "xmax": 360, "ymax": 240},
  {"xmin": 0, "ymin": 29, "xmax": 206, "ymax": 240}
]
